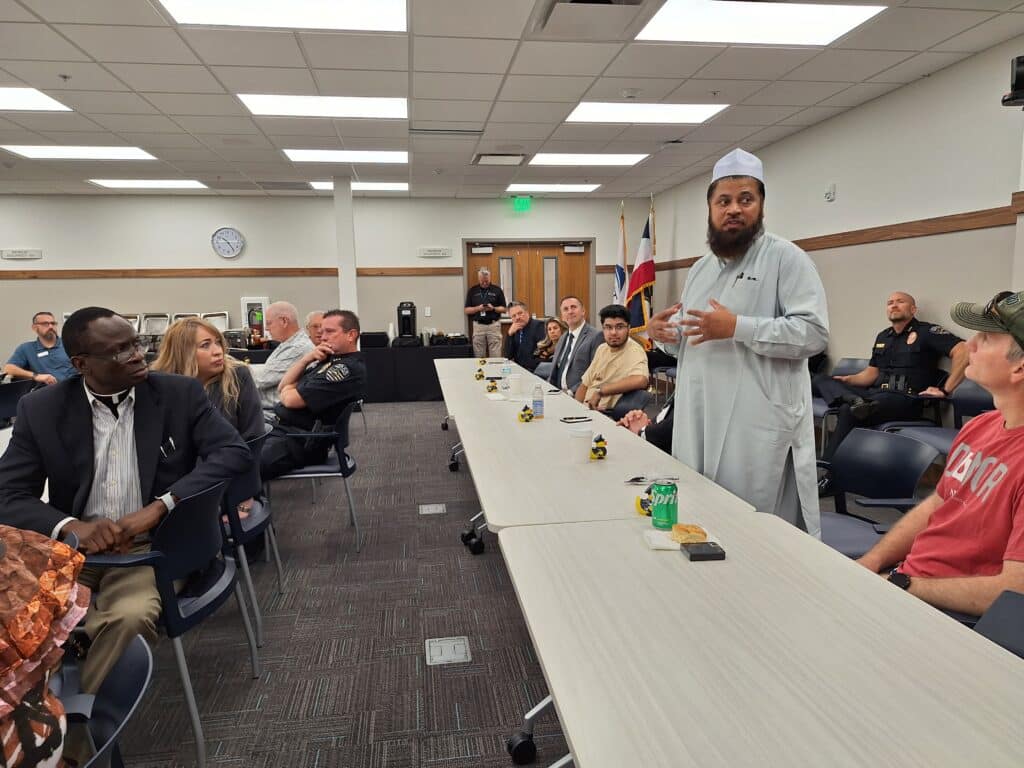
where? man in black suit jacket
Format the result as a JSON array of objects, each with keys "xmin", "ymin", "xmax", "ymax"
[
  {"xmin": 548, "ymin": 295, "xmax": 604, "ymax": 394},
  {"xmin": 0, "ymin": 307, "xmax": 251, "ymax": 694},
  {"xmin": 505, "ymin": 301, "xmax": 548, "ymax": 372}
]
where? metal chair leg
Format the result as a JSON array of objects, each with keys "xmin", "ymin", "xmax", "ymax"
[
  {"xmin": 171, "ymin": 636, "xmax": 206, "ymax": 768},
  {"xmin": 234, "ymin": 583, "xmax": 261, "ymax": 679},
  {"xmin": 549, "ymin": 755, "xmax": 574, "ymax": 767},
  {"xmin": 263, "ymin": 529, "xmax": 271, "ymax": 563},
  {"xmin": 343, "ymin": 477, "xmax": 361, "ymax": 553},
  {"xmin": 267, "ymin": 522, "xmax": 285, "ymax": 594},
  {"xmin": 311, "ymin": 478, "xmax": 318, "ymax": 505},
  {"xmin": 235, "ymin": 543, "xmax": 263, "ymax": 647},
  {"xmin": 360, "ymin": 403, "xmax": 368, "ymax": 434}
]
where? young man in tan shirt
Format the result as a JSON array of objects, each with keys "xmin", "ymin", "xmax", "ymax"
[{"xmin": 577, "ymin": 304, "xmax": 650, "ymax": 418}]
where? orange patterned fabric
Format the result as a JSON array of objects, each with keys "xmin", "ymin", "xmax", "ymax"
[{"xmin": 0, "ymin": 525, "xmax": 90, "ymax": 768}]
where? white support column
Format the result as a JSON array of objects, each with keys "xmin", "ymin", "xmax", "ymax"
[
  {"xmin": 333, "ymin": 175, "xmax": 358, "ymax": 312},
  {"xmin": 1012, "ymin": 136, "xmax": 1024, "ymax": 288}
]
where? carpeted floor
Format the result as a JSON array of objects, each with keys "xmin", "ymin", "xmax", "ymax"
[{"xmin": 121, "ymin": 402, "xmax": 566, "ymax": 768}]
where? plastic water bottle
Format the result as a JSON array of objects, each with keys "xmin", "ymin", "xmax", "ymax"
[
  {"xmin": 532, "ymin": 384, "xmax": 545, "ymax": 419},
  {"xmin": 500, "ymin": 358, "xmax": 512, "ymax": 390}
]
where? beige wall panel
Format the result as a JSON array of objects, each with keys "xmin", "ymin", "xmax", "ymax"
[{"xmin": 355, "ymin": 275, "xmax": 466, "ymax": 335}]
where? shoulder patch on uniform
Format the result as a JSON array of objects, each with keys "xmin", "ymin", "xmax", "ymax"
[
  {"xmin": 325, "ymin": 363, "xmax": 349, "ymax": 382},
  {"xmin": 929, "ymin": 325, "xmax": 951, "ymax": 335}
]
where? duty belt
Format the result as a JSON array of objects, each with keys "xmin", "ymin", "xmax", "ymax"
[{"xmin": 878, "ymin": 373, "xmax": 912, "ymax": 394}]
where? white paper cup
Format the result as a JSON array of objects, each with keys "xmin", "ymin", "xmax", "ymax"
[
  {"xmin": 568, "ymin": 424, "xmax": 593, "ymax": 464},
  {"xmin": 508, "ymin": 373, "xmax": 523, "ymax": 395}
]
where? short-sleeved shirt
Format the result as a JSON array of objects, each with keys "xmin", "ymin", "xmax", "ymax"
[
  {"xmin": 7, "ymin": 338, "xmax": 76, "ymax": 381},
  {"xmin": 465, "ymin": 284, "xmax": 507, "ymax": 324},
  {"xmin": 273, "ymin": 352, "xmax": 366, "ymax": 431},
  {"xmin": 580, "ymin": 338, "xmax": 649, "ymax": 411},
  {"xmin": 867, "ymin": 318, "xmax": 962, "ymax": 394},
  {"xmin": 900, "ymin": 410, "xmax": 1024, "ymax": 579}
]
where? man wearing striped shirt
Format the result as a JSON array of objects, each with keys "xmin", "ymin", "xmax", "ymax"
[{"xmin": 0, "ymin": 307, "xmax": 251, "ymax": 694}]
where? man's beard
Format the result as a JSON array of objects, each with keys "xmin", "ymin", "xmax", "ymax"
[{"xmin": 707, "ymin": 211, "xmax": 764, "ymax": 260}]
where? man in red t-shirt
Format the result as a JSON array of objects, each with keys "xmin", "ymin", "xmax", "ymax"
[{"xmin": 857, "ymin": 290, "xmax": 1024, "ymax": 616}]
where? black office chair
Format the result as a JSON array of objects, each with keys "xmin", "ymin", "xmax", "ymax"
[
  {"xmin": 86, "ymin": 483, "xmax": 259, "ymax": 768},
  {"xmin": 0, "ymin": 378, "xmax": 35, "ymax": 427},
  {"xmin": 883, "ymin": 379, "xmax": 994, "ymax": 456},
  {"xmin": 974, "ymin": 590, "xmax": 1024, "ymax": 660},
  {"xmin": 815, "ymin": 357, "xmax": 870, "ymax": 455},
  {"xmin": 222, "ymin": 427, "xmax": 283, "ymax": 648},
  {"xmin": 817, "ymin": 428, "xmax": 940, "ymax": 558},
  {"xmin": 269, "ymin": 401, "xmax": 362, "ymax": 552},
  {"xmin": 80, "ymin": 635, "xmax": 154, "ymax": 768}
]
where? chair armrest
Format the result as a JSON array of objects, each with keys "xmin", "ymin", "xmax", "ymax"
[
  {"xmin": 84, "ymin": 551, "xmax": 161, "ymax": 569},
  {"xmin": 853, "ymin": 497, "xmax": 919, "ymax": 511},
  {"xmin": 816, "ymin": 459, "xmax": 832, "ymax": 470},
  {"xmin": 61, "ymin": 694, "xmax": 96, "ymax": 722},
  {"xmin": 281, "ymin": 430, "xmax": 339, "ymax": 440},
  {"xmin": 872, "ymin": 522, "xmax": 891, "ymax": 534},
  {"xmin": 881, "ymin": 421, "xmax": 939, "ymax": 432}
]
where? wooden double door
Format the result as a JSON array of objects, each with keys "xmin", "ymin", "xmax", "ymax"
[{"xmin": 465, "ymin": 242, "xmax": 591, "ymax": 326}]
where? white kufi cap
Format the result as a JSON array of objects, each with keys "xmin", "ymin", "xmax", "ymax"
[{"xmin": 711, "ymin": 148, "xmax": 764, "ymax": 184}]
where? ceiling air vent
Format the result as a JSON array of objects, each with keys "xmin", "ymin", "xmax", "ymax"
[
  {"xmin": 532, "ymin": 0, "xmax": 652, "ymax": 40},
  {"xmin": 257, "ymin": 181, "xmax": 314, "ymax": 191}
]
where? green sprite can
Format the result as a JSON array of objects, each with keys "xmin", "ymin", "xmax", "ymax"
[{"xmin": 650, "ymin": 479, "xmax": 678, "ymax": 531}]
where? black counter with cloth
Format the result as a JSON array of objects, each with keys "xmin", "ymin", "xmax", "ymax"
[{"xmin": 362, "ymin": 344, "xmax": 473, "ymax": 402}]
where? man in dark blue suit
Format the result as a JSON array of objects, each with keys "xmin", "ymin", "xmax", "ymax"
[
  {"xmin": 505, "ymin": 301, "xmax": 547, "ymax": 372},
  {"xmin": 0, "ymin": 307, "xmax": 251, "ymax": 694}
]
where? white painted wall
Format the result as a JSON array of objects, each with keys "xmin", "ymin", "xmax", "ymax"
[{"xmin": 654, "ymin": 35, "xmax": 1024, "ymax": 262}]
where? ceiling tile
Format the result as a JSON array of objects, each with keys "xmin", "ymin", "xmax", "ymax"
[
  {"xmin": 19, "ymin": 0, "xmax": 169, "ymax": 24},
  {"xmin": 904, "ymin": 0, "xmax": 1018, "ymax": 8},
  {"xmin": 606, "ymin": 44, "xmax": 725, "ymax": 78},
  {"xmin": 413, "ymin": 36, "xmax": 517, "ymax": 74},
  {"xmin": 120, "ymin": 132, "xmax": 203, "ymax": 148},
  {"xmin": 314, "ymin": 69, "xmax": 408, "ymax": 97},
  {"xmin": 488, "ymin": 101, "xmax": 572, "ymax": 123},
  {"xmin": 89, "ymin": 113, "xmax": 182, "ymax": 132},
  {"xmin": 333, "ymin": 118, "xmax": 409, "ymax": 138},
  {"xmin": 0, "ymin": 115, "xmax": 21, "ymax": 129},
  {"xmin": 144, "ymin": 93, "xmax": 247, "ymax": 116},
  {"xmin": 150, "ymin": 147, "xmax": 225, "ymax": 163},
  {"xmin": 412, "ymin": 99, "xmax": 491, "ymax": 123},
  {"xmin": 107, "ymin": 63, "xmax": 224, "ymax": 93},
  {"xmin": 413, "ymin": 72, "xmax": 503, "ymax": 101},
  {"xmin": 0, "ymin": 60, "xmax": 129, "ymax": 91},
  {"xmin": 584, "ymin": 77, "xmax": 680, "ymax": 101},
  {"xmin": 695, "ymin": 47, "xmax": 820, "ymax": 80},
  {"xmin": 267, "ymin": 135, "xmax": 343, "ymax": 149},
  {"xmin": 212, "ymin": 66, "xmax": 316, "ymax": 95},
  {"xmin": 778, "ymin": 106, "xmax": 848, "ymax": 126},
  {"xmin": 782, "ymin": 50, "xmax": 914, "ymax": 82},
  {"xmin": 180, "ymin": 29, "xmax": 306, "ymax": 67},
  {"xmin": 255, "ymin": 117, "xmax": 337, "ymax": 136},
  {"xmin": 411, "ymin": 120, "xmax": 484, "ymax": 131},
  {"xmin": 0, "ymin": 66, "xmax": 22, "ymax": 85},
  {"xmin": 42, "ymin": 90, "xmax": 158, "ymax": 114},
  {"xmin": 744, "ymin": 125, "xmax": 804, "ymax": 144},
  {"xmin": 174, "ymin": 115, "xmax": 261, "ymax": 134},
  {"xmin": 549, "ymin": 123, "xmax": 626, "ymax": 141},
  {"xmin": 412, "ymin": 0, "xmax": 534, "ymax": 38},
  {"xmin": 817, "ymin": 82, "xmax": 901, "ymax": 108},
  {"xmin": 475, "ymin": 137, "xmax": 541, "ymax": 153},
  {"xmin": 932, "ymin": 11, "xmax": 1024, "ymax": 51},
  {"xmin": 542, "ymin": 139, "xmax": 613, "ymax": 153},
  {"xmin": 511, "ymin": 42, "xmax": 621, "ymax": 76},
  {"xmin": 713, "ymin": 105, "xmax": 802, "ymax": 125},
  {"xmin": 299, "ymin": 33, "xmax": 408, "ymax": 70},
  {"xmin": 682, "ymin": 124, "xmax": 760, "ymax": 142},
  {"xmin": 199, "ymin": 133, "xmax": 273, "ymax": 149},
  {"xmin": 38, "ymin": 130, "xmax": 124, "ymax": 145},
  {"xmin": 612, "ymin": 124, "xmax": 692, "ymax": 142},
  {"xmin": 57, "ymin": 25, "xmax": 199, "ymax": 65},
  {"xmin": 666, "ymin": 79, "xmax": 769, "ymax": 104},
  {"xmin": 836, "ymin": 8, "xmax": 996, "ymax": 50},
  {"xmin": 482, "ymin": 122, "xmax": 558, "ymax": 141},
  {"xmin": 499, "ymin": 75, "xmax": 594, "ymax": 103},
  {"xmin": 5, "ymin": 111, "xmax": 102, "ymax": 131},
  {"xmin": 340, "ymin": 137, "xmax": 407, "ymax": 150},
  {"xmin": 868, "ymin": 51, "xmax": 970, "ymax": 82},
  {"xmin": 0, "ymin": 1, "xmax": 35, "ymax": 22},
  {"xmin": 743, "ymin": 81, "xmax": 851, "ymax": 106},
  {"xmin": 0, "ymin": 23, "xmax": 90, "ymax": 61}
]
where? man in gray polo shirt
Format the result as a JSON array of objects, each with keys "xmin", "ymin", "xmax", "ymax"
[{"xmin": 253, "ymin": 301, "xmax": 314, "ymax": 410}]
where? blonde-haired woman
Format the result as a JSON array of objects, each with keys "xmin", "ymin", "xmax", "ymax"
[{"xmin": 153, "ymin": 317, "xmax": 264, "ymax": 441}]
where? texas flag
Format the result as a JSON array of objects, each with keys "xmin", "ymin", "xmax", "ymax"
[{"xmin": 626, "ymin": 204, "xmax": 656, "ymax": 347}]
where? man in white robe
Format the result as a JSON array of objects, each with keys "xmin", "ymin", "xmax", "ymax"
[{"xmin": 650, "ymin": 149, "xmax": 829, "ymax": 537}]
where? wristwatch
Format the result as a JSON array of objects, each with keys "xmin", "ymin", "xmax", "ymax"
[{"xmin": 887, "ymin": 568, "xmax": 912, "ymax": 590}]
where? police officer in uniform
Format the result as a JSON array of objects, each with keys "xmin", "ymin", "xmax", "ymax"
[
  {"xmin": 464, "ymin": 267, "xmax": 507, "ymax": 358},
  {"xmin": 260, "ymin": 309, "xmax": 367, "ymax": 480},
  {"xmin": 814, "ymin": 291, "xmax": 968, "ymax": 464}
]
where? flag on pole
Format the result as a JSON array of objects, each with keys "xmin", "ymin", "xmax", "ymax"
[
  {"xmin": 626, "ymin": 201, "xmax": 656, "ymax": 347},
  {"xmin": 612, "ymin": 201, "xmax": 628, "ymax": 305}
]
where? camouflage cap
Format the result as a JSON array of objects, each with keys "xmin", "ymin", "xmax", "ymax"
[{"xmin": 951, "ymin": 290, "xmax": 1024, "ymax": 349}]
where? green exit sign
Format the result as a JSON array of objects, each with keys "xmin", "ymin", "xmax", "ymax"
[{"xmin": 512, "ymin": 195, "xmax": 531, "ymax": 212}]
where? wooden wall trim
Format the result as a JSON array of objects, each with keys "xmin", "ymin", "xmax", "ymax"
[
  {"xmin": 0, "ymin": 267, "xmax": 338, "ymax": 280},
  {"xmin": 1012, "ymin": 191, "xmax": 1024, "ymax": 216},
  {"xmin": 355, "ymin": 266, "xmax": 463, "ymax": 277},
  {"xmin": 596, "ymin": 257, "xmax": 699, "ymax": 274}
]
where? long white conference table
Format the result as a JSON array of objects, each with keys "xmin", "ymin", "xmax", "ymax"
[{"xmin": 436, "ymin": 357, "xmax": 1024, "ymax": 767}]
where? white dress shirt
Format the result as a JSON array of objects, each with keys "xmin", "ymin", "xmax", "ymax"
[{"xmin": 559, "ymin": 326, "xmax": 581, "ymax": 391}]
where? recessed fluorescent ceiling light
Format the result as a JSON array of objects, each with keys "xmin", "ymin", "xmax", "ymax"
[
  {"xmin": 158, "ymin": 0, "xmax": 406, "ymax": 31},
  {"xmin": 285, "ymin": 149, "xmax": 408, "ymax": 163},
  {"xmin": 568, "ymin": 102, "xmax": 727, "ymax": 124},
  {"xmin": 530, "ymin": 154, "xmax": 647, "ymax": 167},
  {"xmin": 311, "ymin": 181, "xmax": 408, "ymax": 191},
  {"xmin": 239, "ymin": 94, "xmax": 406, "ymax": 119},
  {"xmin": 0, "ymin": 145, "xmax": 156, "ymax": 160},
  {"xmin": 0, "ymin": 88, "xmax": 71, "ymax": 111},
  {"xmin": 89, "ymin": 179, "xmax": 207, "ymax": 189},
  {"xmin": 638, "ymin": 0, "xmax": 885, "ymax": 46},
  {"xmin": 507, "ymin": 184, "xmax": 600, "ymax": 193}
]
